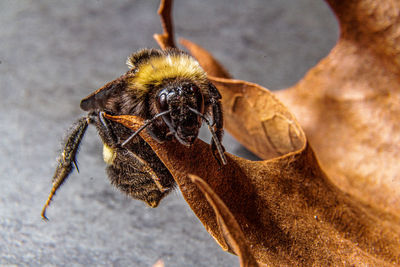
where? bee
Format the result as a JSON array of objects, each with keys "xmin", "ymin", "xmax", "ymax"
[{"xmin": 42, "ymin": 48, "xmax": 227, "ymax": 220}]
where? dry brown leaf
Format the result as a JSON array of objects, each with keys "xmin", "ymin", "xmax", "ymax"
[
  {"xmin": 135, "ymin": 0, "xmax": 400, "ymax": 265},
  {"xmin": 189, "ymin": 174, "xmax": 260, "ymax": 267},
  {"xmin": 153, "ymin": 0, "xmax": 175, "ymax": 50},
  {"xmin": 180, "ymin": 1, "xmax": 400, "ymax": 216},
  {"xmin": 275, "ymin": 0, "xmax": 400, "ymax": 215},
  {"xmin": 105, "ymin": 111, "xmax": 400, "ymax": 266}
]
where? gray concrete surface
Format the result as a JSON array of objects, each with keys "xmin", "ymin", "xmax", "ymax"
[{"xmin": 0, "ymin": 1, "xmax": 338, "ymax": 266}]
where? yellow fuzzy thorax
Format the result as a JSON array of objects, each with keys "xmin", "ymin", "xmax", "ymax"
[{"xmin": 127, "ymin": 54, "xmax": 207, "ymax": 94}]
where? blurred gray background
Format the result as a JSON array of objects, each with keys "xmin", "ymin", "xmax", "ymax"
[{"xmin": 0, "ymin": 1, "xmax": 338, "ymax": 266}]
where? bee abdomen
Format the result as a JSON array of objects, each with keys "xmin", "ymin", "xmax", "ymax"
[{"xmin": 106, "ymin": 160, "xmax": 167, "ymax": 207}]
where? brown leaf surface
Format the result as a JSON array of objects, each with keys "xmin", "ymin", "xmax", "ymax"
[
  {"xmin": 189, "ymin": 174, "xmax": 260, "ymax": 267},
  {"xmin": 276, "ymin": 0, "xmax": 400, "ymax": 215},
  {"xmin": 144, "ymin": 0, "xmax": 400, "ymax": 265},
  {"xmin": 180, "ymin": 1, "xmax": 400, "ymax": 216},
  {"xmin": 105, "ymin": 111, "xmax": 400, "ymax": 266}
]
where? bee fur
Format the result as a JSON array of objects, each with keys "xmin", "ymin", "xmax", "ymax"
[{"xmin": 42, "ymin": 48, "xmax": 225, "ymax": 219}]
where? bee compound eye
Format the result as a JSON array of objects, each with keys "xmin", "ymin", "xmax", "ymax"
[{"xmin": 157, "ymin": 93, "xmax": 168, "ymax": 112}]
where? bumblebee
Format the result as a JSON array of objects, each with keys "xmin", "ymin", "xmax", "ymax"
[{"xmin": 42, "ymin": 48, "xmax": 226, "ymax": 219}]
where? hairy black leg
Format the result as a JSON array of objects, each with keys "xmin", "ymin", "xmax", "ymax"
[
  {"xmin": 97, "ymin": 111, "xmax": 118, "ymax": 145},
  {"xmin": 210, "ymin": 102, "xmax": 226, "ymax": 165},
  {"xmin": 42, "ymin": 116, "xmax": 90, "ymax": 220},
  {"xmin": 206, "ymin": 83, "xmax": 226, "ymax": 165}
]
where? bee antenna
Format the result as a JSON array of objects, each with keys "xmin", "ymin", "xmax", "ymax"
[
  {"xmin": 188, "ymin": 107, "xmax": 227, "ymax": 165},
  {"xmin": 121, "ymin": 110, "xmax": 171, "ymax": 147}
]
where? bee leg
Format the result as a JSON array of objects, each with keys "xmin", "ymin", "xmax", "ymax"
[
  {"xmin": 41, "ymin": 116, "xmax": 90, "ymax": 220},
  {"xmin": 97, "ymin": 111, "xmax": 119, "ymax": 145},
  {"xmin": 206, "ymin": 83, "xmax": 227, "ymax": 165},
  {"xmin": 210, "ymin": 99, "xmax": 226, "ymax": 165}
]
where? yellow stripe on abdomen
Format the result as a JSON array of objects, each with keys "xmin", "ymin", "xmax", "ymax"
[{"xmin": 103, "ymin": 143, "xmax": 116, "ymax": 165}]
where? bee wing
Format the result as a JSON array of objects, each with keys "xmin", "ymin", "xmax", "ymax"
[{"xmin": 80, "ymin": 75, "xmax": 127, "ymax": 111}]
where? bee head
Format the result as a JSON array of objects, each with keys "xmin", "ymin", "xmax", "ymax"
[{"xmin": 156, "ymin": 82, "xmax": 204, "ymax": 146}]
